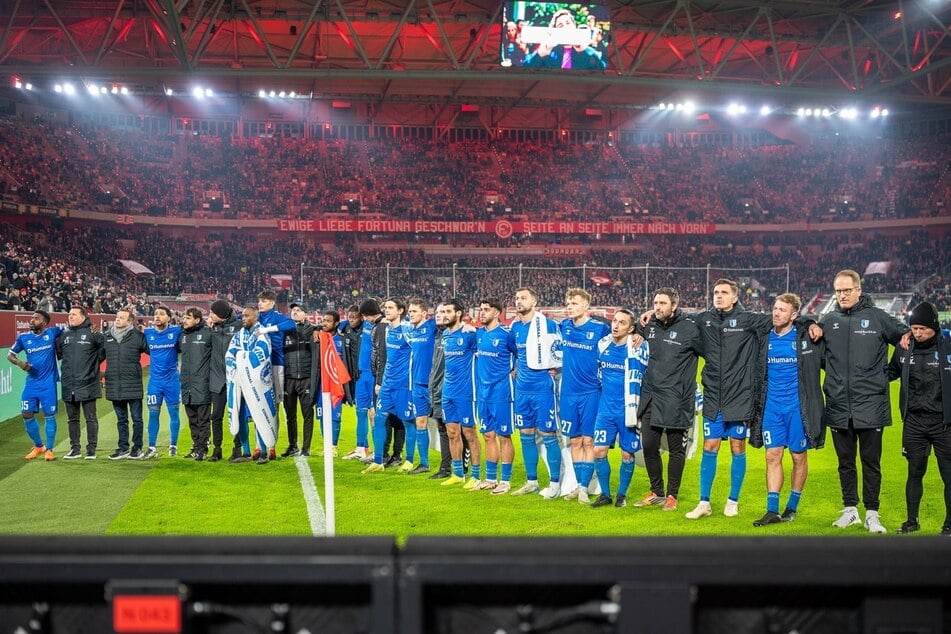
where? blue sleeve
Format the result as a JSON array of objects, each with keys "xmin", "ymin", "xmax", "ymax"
[
  {"xmin": 275, "ymin": 313, "xmax": 296, "ymax": 332},
  {"xmin": 11, "ymin": 336, "xmax": 23, "ymax": 354},
  {"xmin": 506, "ymin": 328, "xmax": 517, "ymax": 353}
]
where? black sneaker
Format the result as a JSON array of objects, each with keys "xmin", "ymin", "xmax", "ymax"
[
  {"xmin": 183, "ymin": 451, "xmax": 197, "ymax": 459},
  {"xmin": 753, "ymin": 511, "xmax": 783, "ymax": 527},
  {"xmin": 207, "ymin": 448, "xmax": 222, "ymax": 462},
  {"xmin": 229, "ymin": 454, "xmax": 251, "ymax": 463},
  {"xmin": 941, "ymin": 526, "xmax": 951, "ymax": 536},
  {"xmin": 384, "ymin": 455, "xmax": 402, "ymax": 469},
  {"xmin": 300, "ymin": 450, "xmax": 311, "ymax": 457},
  {"xmin": 84, "ymin": 451, "xmax": 96, "ymax": 460},
  {"xmin": 193, "ymin": 452, "xmax": 206, "ymax": 462},
  {"xmin": 591, "ymin": 494, "xmax": 613, "ymax": 508},
  {"xmin": 129, "ymin": 448, "xmax": 144, "ymax": 460},
  {"xmin": 255, "ymin": 455, "xmax": 270, "ymax": 465},
  {"xmin": 614, "ymin": 494, "xmax": 627, "ymax": 508},
  {"xmin": 281, "ymin": 446, "xmax": 300, "ymax": 458},
  {"xmin": 409, "ymin": 464, "xmax": 430, "ymax": 475},
  {"xmin": 896, "ymin": 519, "xmax": 920, "ymax": 534},
  {"xmin": 63, "ymin": 448, "xmax": 82, "ymax": 460},
  {"xmin": 429, "ymin": 470, "xmax": 451, "ymax": 480},
  {"xmin": 109, "ymin": 450, "xmax": 131, "ymax": 460},
  {"xmin": 780, "ymin": 508, "xmax": 797, "ymax": 522}
]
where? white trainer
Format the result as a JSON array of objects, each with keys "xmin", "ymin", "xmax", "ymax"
[
  {"xmin": 539, "ymin": 482, "xmax": 561, "ymax": 499},
  {"xmin": 578, "ymin": 489, "xmax": 590, "ymax": 504},
  {"xmin": 510, "ymin": 481, "xmax": 539, "ymax": 496},
  {"xmin": 864, "ymin": 510, "xmax": 887, "ymax": 534},
  {"xmin": 723, "ymin": 499, "xmax": 739, "ymax": 517},
  {"xmin": 685, "ymin": 501, "xmax": 713, "ymax": 520},
  {"xmin": 832, "ymin": 506, "xmax": 861, "ymax": 529}
]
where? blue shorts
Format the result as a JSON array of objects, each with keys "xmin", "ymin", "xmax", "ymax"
[
  {"xmin": 354, "ymin": 373, "xmax": 375, "ymax": 410},
  {"xmin": 443, "ymin": 396, "xmax": 476, "ymax": 428},
  {"xmin": 377, "ymin": 385, "xmax": 413, "ymax": 421},
  {"xmin": 594, "ymin": 411, "xmax": 642, "ymax": 454},
  {"xmin": 147, "ymin": 380, "xmax": 181, "ymax": 408},
  {"xmin": 315, "ymin": 401, "xmax": 343, "ymax": 423},
  {"xmin": 410, "ymin": 384, "xmax": 431, "ymax": 419},
  {"xmin": 21, "ymin": 385, "xmax": 59, "ymax": 417},
  {"xmin": 763, "ymin": 403, "xmax": 809, "ymax": 452},
  {"xmin": 559, "ymin": 391, "xmax": 600, "ymax": 438},
  {"xmin": 514, "ymin": 390, "xmax": 557, "ymax": 433},
  {"xmin": 478, "ymin": 400, "xmax": 513, "ymax": 437},
  {"xmin": 703, "ymin": 411, "xmax": 747, "ymax": 441}
]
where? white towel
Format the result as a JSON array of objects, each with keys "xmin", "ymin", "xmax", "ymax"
[
  {"xmin": 226, "ymin": 328, "xmax": 279, "ymax": 447},
  {"xmin": 525, "ymin": 312, "xmax": 562, "ymax": 370}
]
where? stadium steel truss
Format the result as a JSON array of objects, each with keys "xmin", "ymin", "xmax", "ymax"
[{"xmin": 1, "ymin": 0, "xmax": 949, "ymax": 115}]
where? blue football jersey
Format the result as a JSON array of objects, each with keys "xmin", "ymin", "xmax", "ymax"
[
  {"xmin": 560, "ymin": 317, "xmax": 611, "ymax": 394},
  {"xmin": 509, "ymin": 318, "xmax": 558, "ymax": 394},
  {"xmin": 382, "ymin": 322, "xmax": 411, "ymax": 388},
  {"xmin": 145, "ymin": 325, "xmax": 181, "ymax": 383},
  {"xmin": 405, "ymin": 317, "xmax": 436, "ymax": 386},
  {"xmin": 476, "ymin": 325, "xmax": 514, "ymax": 403},
  {"xmin": 767, "ymin": 328, "xmax": 799, "ymax": 403},
  {"xmin": 442, "ymin": 328, "xmax": 477, "ymax": 401},
  {"xmin": 11, "ymin": 326, "xmax": 63, "ymax": 388}
]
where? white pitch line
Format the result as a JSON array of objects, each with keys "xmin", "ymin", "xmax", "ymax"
[{"xmin": 295, "ymin": 455, "xmax": 326, "ymax": 536}]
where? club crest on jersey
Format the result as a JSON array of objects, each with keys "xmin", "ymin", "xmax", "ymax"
[
  {"xmin": 197, "ymin": 335, "xmax": 202, "ymax": 340},
  {"xmin": 168, "ymin": 333, "xmax": 174, "ymax": 339},
  {"xmin": 587, "ymin": 331, "xmax": 594, "ymax": 339},
  {"xmin": 457, "ymin": 338, "xmax": 463, "ymax": 345},
  {"xmin": 861, "ymin": 319, "xmax": 870, "ymax": 328},
  {"xmin": 669, "ymin": 331, "xmax": 678, "ymax": 340},
  {"xmin": 729, "ymin": 319, "xmax": 737, "ymax": 327},
  {"xmin": 946, "ymin": 354, "xmax": 951, "ymax": 364},
  {"xmin": 492, "ymin": 339, "xmax": 499, "ymax": 347},
  {"xmin": 81, "ymin": 335, "xmax": 86, "ymax": 341},
  {"xmin": 832, "ymin": 323, "xmax": 840, "ymax": 330},
  {"xmin": 801, "ymin": 340, "xmax": 807, "ymax": 350}
]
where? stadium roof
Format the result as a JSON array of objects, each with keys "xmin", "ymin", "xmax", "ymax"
[{"xmin": 2, "ymin": 0, "xmax": 950, "ymax": 113}]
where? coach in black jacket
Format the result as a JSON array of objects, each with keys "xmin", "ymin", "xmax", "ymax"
[
  {"xmin": 208, "ymin": 300, "xmax": 241, "ymax": 461},
  {"xmin": 58, "ymin": 306, "xmax": 104, "ymax": 459},
  {"xmin": 886, "ymin": 302, "xmax": 951, "ymax": 535},
  {"xmin": 820, "ymin": 269, "xmax": 908, "ymax": 533},
  {"xmin": 179, "ymin": 307, "xmax": 213, "ymax": 460},
  {"xmin": 635, "ymin": 289, "xmax": 703, "ymax": 508},
  {"xmin": 283, "ymin": 303, "xmax": 315, "ymax": 457},
  {"xmin": 104, "ymin": 307, "xmax": 149, "ymax": 459}
]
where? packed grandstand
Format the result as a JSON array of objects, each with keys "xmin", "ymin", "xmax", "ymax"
[{"xmin": 0, "ymin": 113, "xmax": 949, "ymax": 321}]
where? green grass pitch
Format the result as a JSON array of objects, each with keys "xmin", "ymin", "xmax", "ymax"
[{"xmin": 0, "ymin": 376, "xmax": 944, "ymax": 538}]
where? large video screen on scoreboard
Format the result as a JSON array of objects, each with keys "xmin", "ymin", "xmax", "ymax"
[{"xmin": 500, "ymin": 3, "xmax": 610, "ymax": 70}]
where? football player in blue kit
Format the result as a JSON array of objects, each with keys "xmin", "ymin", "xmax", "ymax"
[
  {"xmin": 440, "ymin": 299, "xmax": 480, "ymax": 487},
  {"xmin": 8, "ymin": 310, "xmax": 63, "ymax": 461},
  {"xmin": 559, "ymin": 288, "xmax": 611, "ymax": 503},
  {"xmin": 508, "ymin": 287, "xmax": 562, "ymax": 497},
  {"xmin": 591, "ymin": 309, "xmax": 647, "ymax": 508},
  {"xmin": 143, "ymin": 306, "xmax": 182, "ymax": 459},
  {"xmin": 475, "ymin": 298, "xmax": 516, "ymax": 494},
  {"xmin": 401, "ymin": 298, "xmax": 437, "ymax": 474}
]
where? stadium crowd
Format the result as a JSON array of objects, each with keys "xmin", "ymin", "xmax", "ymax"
[{"xmin": 2, "ymin": 115, "xmax": 949, "ymax": 223}]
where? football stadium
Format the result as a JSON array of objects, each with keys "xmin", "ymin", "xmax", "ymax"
[{"xmin": 1, "ymin": 1, "xmax": 950, "ymax": 632}]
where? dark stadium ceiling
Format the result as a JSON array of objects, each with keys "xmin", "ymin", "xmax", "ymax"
[{"xmin": 1, "ymin": 0, "xmax": 950, "ymax": 112}]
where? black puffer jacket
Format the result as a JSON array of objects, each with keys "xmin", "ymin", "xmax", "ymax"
[
  {"xmin": 637, "ymin": 309, "xmax": 702, "ymax": 430},
  {"xmin": 57, "ymin": 317, "xmax": 104, "ymax": 402},
  {"xmin": 210, "ymin": 314, "xmax": 241, "ymax": 394},
  {"xmin": 179, "ymin": 321, "xmax": 213, "ymax": 405},
  {"xmin": 820, "ymin": 293, "xmax": 908, "ymax": 429},
  {"xmin": 103, "ymin": 326, "xmax": 148, "ymax": 401},
  {"xmin": 694, "ymin": 304, "xmax": 772, "ymax": 422},
  {"xmin": 284, "ymin": 321, "xmax": 315, "ymax": 380}
]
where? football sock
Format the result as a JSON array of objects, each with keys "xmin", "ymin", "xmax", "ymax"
[
  {"xmin": 787, "ymin": 490, "xmax": 802, "ymax": 512},
  {"xmin": 356, "ymin": 408, "xmax": 369, "ymax": 448},
  {"xmin": 767, "ymin": 491, "xmax": 780, "ymax": 514},
  {"xmin": 594, "ymin": 456, "xmax": 611, "ymax": 497},
  {"xmin": 729, "ymin": 452, "xmax": 747, "ymax": 502},
  {"xmin": 520, "ymin": 432, "xmax": 538, "ymax": 481},
  {"xmin": 699, "ymin": 450, "xmax": 718, "ymax": 502},
  {"xmin": 23, "ymin": 417, "xmax": 43, "ymax": 447},
  {"xmin": 168, "ymin": 406, "xmax": 181, "ymax": 446},
  {"xmin": 542, "ymin": 435, "xmax": 561, "ymax": 483},
  {"xmin": 402, "ymin": 420, "xmax": 416, "ymax": 462},
  {"xmin": 618, "ymin": 458, "xmax": 635, "ymax": 497}
]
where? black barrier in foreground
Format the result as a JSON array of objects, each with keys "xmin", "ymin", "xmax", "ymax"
[{"xmin": 0, "ymin": 536, "xmax": 948, "ymax": 633}]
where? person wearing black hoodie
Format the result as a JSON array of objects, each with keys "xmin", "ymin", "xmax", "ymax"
[
  {"xmin": 103, "ymin": 307, "xmax": 149, "ymax": 459},
  {"xmin": 887, "ymin": 301, "xmax": 951, "ymax": 536},
  {"xmin": 179, "ymin": 307, "xmax": 213, "ymax": 461},
  {"xmin": 821, "ymin": 269, "xmax": 908, "ymax": 534},
  {"xmin": 57, "ymin": 306, "xmax": 104, "ymax": 460},
  {"xmin": 208, "ymin": 300, "xmax": 241, "ymax": 462}
]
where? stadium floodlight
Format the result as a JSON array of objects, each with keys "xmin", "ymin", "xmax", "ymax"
[
  {"xmin": 269, "ymin": 90, "xmax": 276, "ymax": 98},
  {"xmin": 727, "ymin": 103, "xmax": 746, "ymax": 116},
  {"xmin": 881, "ymin": 108, "xmax": 889, "ymax": 117},
  {"xmin": 205, "ymin": 88, "xmax": 213, "ymax": 97},
  {"xmin": 258, "ymin": 89, "xmax": 266, "ymax": 98},
  {"xmin": 870, "ymin": 106, "xmax": 881, "ymax": 118},
  {"xmin": 683, "ymin": 101, "xmax": 696, "ymax": 114},
  {"xmin": 813, "ymin": 108, "xmax": 822, "ymax": 118},
  {"xmin": 120, "ymin": 86, "xmax": 128, "ymax": 95},
  {"xmin": 64, "ymin": 83, "xmax": 75, "ymax": 95},
  {"xmin": 674, "ymin": 103, "xmax": 683, "ymax": 111},
  {"xmin": 87, "ymin": 83, "xmax": 99, "ymax": 95},
  {"xmin": 821, "ymin": 108, "xmax": 831, "ymax": 117},
  {"xmin": 100, "ymin": 86, "xmax": 108, "ymax": 94},
  {"xmin": 797, "ymin": 107, "xmax": 805, "ymax": 116},
  {"xmin": 111, "ymin": 85, "xmax": 119, "ymax": 94},
  {"xmin": 165, "ymin": 87, "xmax": 174, "ymax": 96},
  {"xmin": 54, "ymin": 84, "xmax": 63, "ymax": 93},
  {"xmin": 289, "ymin": 91, "xmax": 296, "ymax": 98},
  {"xmin": 804, "ymin": 108, "xmax": 812, "ymax": 116},
  {"xmin": 13, "ymin": 79, "xmax": 22, "ymax": 89},
  {"xmin": 279, "ymin": 91, "xmax": 286, "ymax": 98},
  {"xmin": 25, "ymin": 83, "xmax": 32, "ymax": 90},
  {"xmin": 192, "ymin": 86, "xmax": 205, "ymax": 99},
  {"xmin": 759, "ymin": 105, "xmax": 771, "ymax": 116}
]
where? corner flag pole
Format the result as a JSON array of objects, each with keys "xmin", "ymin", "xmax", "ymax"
[{"xmin": 321, "ymin": 390, "xmax": 336, "ymax": 536}]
